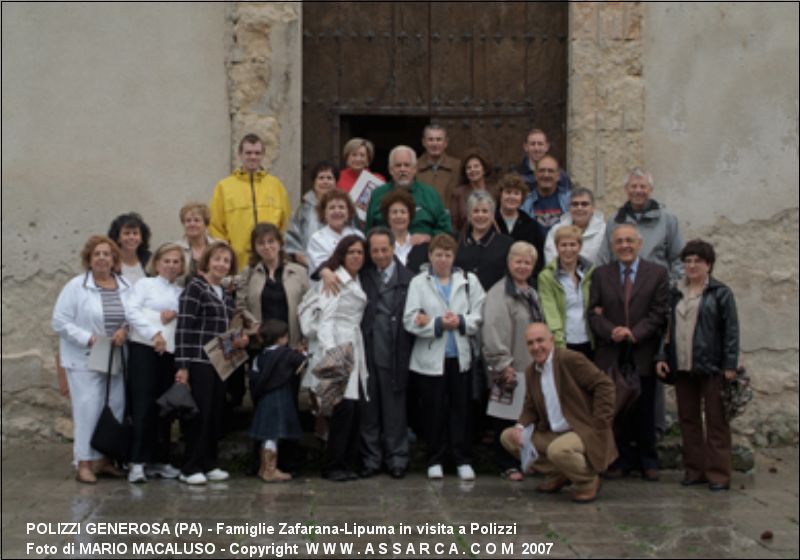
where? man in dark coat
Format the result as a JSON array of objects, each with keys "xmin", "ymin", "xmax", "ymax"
[
  {"xmin": 501, "ymin": 323, "xmax": 616, "ymax": 504},
  {"xmin": 359, "ymin": 227, "xmax": 415, "ymax": 479},
  {"xmin": 588, "ymin": 223, "xmax": 669, "ymax": 481}
]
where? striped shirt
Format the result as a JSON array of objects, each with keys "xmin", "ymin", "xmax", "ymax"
[
  {"xmin": 175, "ymin": 275, "xmax": 234, "ymax": 368},
  {"xmin": 99, "ymin": 287, "xmax": 126, "ymax": 336}
]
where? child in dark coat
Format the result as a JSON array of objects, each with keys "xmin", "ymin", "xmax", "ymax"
[{"xmin": 249, "ymin": 320, "xmax": 307, "ymax": 482}]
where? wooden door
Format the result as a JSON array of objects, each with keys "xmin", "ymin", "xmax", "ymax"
[{"xmin": 302, "ymin": 1, "xmax": 568, "ymax": 189}]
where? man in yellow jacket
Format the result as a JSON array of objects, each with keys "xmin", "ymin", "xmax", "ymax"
[{"xmin": 209, "ymin": 134, "xmax": 291, "ymax": 267}]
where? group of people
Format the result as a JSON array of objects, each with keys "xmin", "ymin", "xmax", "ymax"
[{"xmin": 52, "ymin": 125, "xmax": 740, "ymax": 504}]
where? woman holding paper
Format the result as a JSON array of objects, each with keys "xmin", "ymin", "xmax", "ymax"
[
  {"xmin": 125, "ymin": 242, "xmax": 186, "ymax": 483},
  {"xmin": 52, "ymin": 235, "xmax": 132, "ymax": 484},
  {"xmin": 337, "ymin": 137, "xmax": 385, "ymax": 193},
  {"xmin": 481, "ymin": 241, "xmax": 543, "ymax": 481},
  {"xmin": 174, "ymin": 241, "xmax": 248, "ymax": 485}
]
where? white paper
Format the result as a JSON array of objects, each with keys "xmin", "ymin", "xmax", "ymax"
[
  {"xmin": 130, "ymin": 309, "xmax": 176, "ymax": 353},
  {"xmin": 349, "ymin": 170, "xmax": 384, "ymax": 222},
  {"xmin": 88, "ymin": 336, "xmax": 123, "ymax": 375},
  {"xmin": 520, "ymin": 424, "xmax": 539, "ymax": 473},
  {"xmin": 486, "ymin": 371, "xmax": 526, "ymax": 420}
]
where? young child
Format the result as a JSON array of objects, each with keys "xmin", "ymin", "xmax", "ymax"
[{"xmin": 249, "ymin": 319, "xmax": 307, "ymax": 482}]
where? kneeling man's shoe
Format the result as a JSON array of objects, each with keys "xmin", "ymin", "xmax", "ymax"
[
  {"xmin": 572, "ymin": 477, "xmax": 601, "ymax": 504},
  {"xmin": 536, "ymin": 475, "xmax": 569, "ymax": 494}
]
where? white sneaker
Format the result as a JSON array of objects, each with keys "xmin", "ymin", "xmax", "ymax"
[
  {"xmin": 127, "ymin": 463, "xmax": 147, "ymax": 483},
  {"xmin": 457, "ymin": 464, "xmax": 476, "ymax": 481},
  {"xmin": 179, "ymin": 472, "xmax": 207, "ymax": 485},
  {"xmin": 146, "ymin": 463, "xmax": 181, "ymax": 479},
  {"xmin": 427, "ymin": 464, "xmax": 444, "ymax": 480},
  {"xmin": 205, "ymin": 468, "xmax": 229, "ymax": 482}
]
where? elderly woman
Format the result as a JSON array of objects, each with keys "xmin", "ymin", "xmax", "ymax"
[
  {"xmin": 176, "ymin": 202, "xmax": 217, "ymax": 285},
  {"xmin": 306, "ymin": 190, "xmax": 364, "ymax": 275},
  {"xmin": 302, "ymin": 235, "xmax": 369, "ymax": 481},
  {"xmin": 379, "ymin": 189, "xmax": 416, "ymax": 266},
  {"xmin": 538, "ymin": 225, "xmax": 595, "ymax": 359},
  {"xmin": 495, "ymin": 173, "xmax": 544, "ymax": 277},
  {"xmin": 544, "ymin": 187, "xmax": 606, "ymax": 266},
  {"xmin": 482, "ymin": 241, "xmax": 543, "ymax": 481},
  {"xmin": 456, "ymin": 190, "xmax": 514, "ymax": 291},
  {"xmin": 108, "ymin": 212, "xmax": 152, "ymax": 285},
  {"xmin": 403, "ymin": 234, "xmax": 486, "ymax": 480},
  {"xmin": 337, "ymin": 138, "xmax": 385, "ymax": 193},
  {"xmin": 52, "ymin": 235, "xmax": 132, "ymax": 483},
  {"xmin": 656, "ymin": 240, "xmax": 739, "ymax": 491},
  {"xmin": 125, "ymin": 242, "xmax": 185, "ymax": 483},
  {"xmin": 285, "ymin": 161, "xmax": 339, "ymax": 267},
  {"xmin": 175, "ymin": 241, "xmax": 248, "ymax": 485},
  {"xmin": 449, "ymin": 152, "xmax": 491, "ymax": 234}
]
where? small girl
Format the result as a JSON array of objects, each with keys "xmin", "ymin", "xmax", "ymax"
[{"xmin": 249, "ymin": 319, "xmax": 307, "ymax": 482}]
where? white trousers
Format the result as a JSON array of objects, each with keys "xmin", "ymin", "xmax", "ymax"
[{"xmin": 66, "ymin": 367, "xmax": 125, "ymax": 464}]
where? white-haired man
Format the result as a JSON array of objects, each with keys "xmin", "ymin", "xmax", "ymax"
[{"xmin": 366, "ymin": 145, "xmax": 452, "ymax": 244}]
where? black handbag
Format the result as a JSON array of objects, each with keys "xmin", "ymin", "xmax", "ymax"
[{"xmin": 90, "ymin": 345, "xmax": 132, "ymax": 463}]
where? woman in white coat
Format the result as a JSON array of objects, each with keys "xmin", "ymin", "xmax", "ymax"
[
  {"xmin": 403, "ymin": 233, "xmax": 485, "ymax": 481},
  {"xmin": 302, "ymin": 235, "xmax": 368, "ymax": 481},
  {"xmin": 52, "ymin": 235, "xmax": 132, "ymax": 483},
  {"xmin": 305, "ymin": 190, "xmax": 363, "ymax": 276}
]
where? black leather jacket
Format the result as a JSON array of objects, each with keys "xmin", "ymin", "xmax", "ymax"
[{"xmin": 661, "ymin": 277, "xmax": 739, "ymax": 375}]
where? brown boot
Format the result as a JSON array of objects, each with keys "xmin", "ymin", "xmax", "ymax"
[
  {"xmin": 76, "ymin": 461, "xmax": 97, "ymax": 484},
  {"xmin": 572, "ymin": 476, "xmax": 601, "ymax": 504},
  {"xmin": 259, "ymin": 449, "xmax": 291, "ymax": 483},
  {"xmin": 94, "ymin": 457, "xmax": 125, "ymax": 478}
]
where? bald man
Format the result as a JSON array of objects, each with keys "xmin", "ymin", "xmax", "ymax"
[{"xmin": 501, "ymin": 323, "xmax": 616, "ymax": 504}]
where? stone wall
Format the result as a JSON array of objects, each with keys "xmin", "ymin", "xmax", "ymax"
[
  {"xmin": 1, "ymin": 3, "xmax": 231, "ymax": 439},
  {"xmin": 567, "ymin": 2, "xmax": 799, "ymax": 445}
]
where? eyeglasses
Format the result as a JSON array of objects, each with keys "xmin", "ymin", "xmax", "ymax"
[{"xmin": 570, "ymin": 201, "xmax": 591, "ymax": 208}]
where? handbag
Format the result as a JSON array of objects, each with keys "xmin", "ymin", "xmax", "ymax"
[
  {"xmin": 312, "ymin": 342, "xmax": 354, "ymax": 416},
  {"xmin": 90, "ymin": 345, "xmax": 132, "ymax": 463},
  {"xmin": 721, "ymin": 366, "xmax": 753, "ymax": 422}
]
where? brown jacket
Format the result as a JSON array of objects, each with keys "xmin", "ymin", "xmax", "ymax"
[
  {"xmin": 518, "ymin": 347, "xmax": 617, "ymax": 472},
  {"xmin": 588, "ymin": 259, "xmax": 669, "ymax": 377},
  {"xmin": 416, "ymin": 152, "xmax": 461, "ymax": 204}
]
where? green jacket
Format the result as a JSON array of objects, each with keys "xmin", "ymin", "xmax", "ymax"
[
  {"xmin": 365, "ymin": 179, "xmax": 452, "ymax": 236},
  {"xmin": 538, "ymin": 257, "xmax": 595, "ymax": 348}
]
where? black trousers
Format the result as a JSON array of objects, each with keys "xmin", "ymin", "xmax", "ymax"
[
  {"xmin": 182, "ymin": 362, "xmax": 225, "ymax": 475},
  {"xmin": 614, "ymin": 374, "xmax": 658, "ymax": 471},
  {"xmin": 415, "ymin": 358, "xmax": 472, "ymax": 467},
  {"xmin": 491, "ymin": 417, "xmax": 519, "ymax": 472},
  {"xmin": 360, "ymin": 365, "xmax": 409, "ymax": 471},
  {"xmin": 566, "ymin": 342, "xmax": 594, "ymax": 361},
  {"xmin": 325, "ymin": 398, "xmax": 359, "ymax": 473},
  {"xmin": 127, "ymin": 342, "xmax": 174, "ymax": 464}
]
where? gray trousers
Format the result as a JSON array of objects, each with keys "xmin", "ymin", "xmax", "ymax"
[{"xmin": 360, "ymin": 366, "xmax": 409, "ymax": 471}]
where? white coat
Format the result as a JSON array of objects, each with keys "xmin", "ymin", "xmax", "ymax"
[
  {"xmin": 544, "ymin": 210, "xmax": 607, "ymax": 266},
  {"xmin": 306, "ymin": 225, "xmax": 364, "ymax": 276},
  {"xmin": 126, "ymin": 275, "xmax": 182, "ymax": 348},
  {"xmin": 403, "ymin": 267, "xmax": 485, "ymax": 376}
]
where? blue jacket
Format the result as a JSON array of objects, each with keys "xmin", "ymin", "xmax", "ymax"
[{"xmin": 516, "ymin": 156, "xmax": 572, "ymax": 219}]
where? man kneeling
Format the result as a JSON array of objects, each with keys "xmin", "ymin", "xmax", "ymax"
[{"xmin": 501, "ymin": 323, "xmax": 616, "ymax": 503}]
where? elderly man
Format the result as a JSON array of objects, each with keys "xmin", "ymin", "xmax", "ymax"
[
  {"xmin": 520, "ymin": 155, "xmax": 572, "ymax": 238},
  {"xmin": 500, "ymin": 323, "xmax": 616, "ymax": 504},
  {"xmin": 543, "ymin": 187, "xmax": 607, "ymax": 265},
  {"xmin": 589, "ymin": 224, "xmax": 669, "ymax": 481},
  {"xmin": 366, "ymin": 145, "xmax": 452, "ymax": 243},
  {"xmin": 358, "ymin": 227, "xmax": 415, "ymax": 479},
  {"xmin": 515, "ymin": 128, "xmax": 572, "ymax": 199},
  {"xmin": 209, "ymin": 133, "xmax": 291, "ymax": 266},
  {"xmin": 596, "ymin": 168, "xmax": 684, "ymax": 283},
  {"xmin": 416, "ymin": 124, "xmax": 461, "ymax": 203}
]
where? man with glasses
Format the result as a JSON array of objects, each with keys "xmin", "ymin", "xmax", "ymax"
[
  {"xmin": 520, "ymin": 154, "xmax": 572, "ymax": 238},
  {"xmin": 543, "ymin": 187, "xmax": 607, "ymax": 265}
]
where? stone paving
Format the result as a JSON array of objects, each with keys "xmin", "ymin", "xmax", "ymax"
[{"xmin": 2, "ymin": 442, "xmax": 797, "ymax": 559}]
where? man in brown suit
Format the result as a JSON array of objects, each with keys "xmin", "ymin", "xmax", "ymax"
[
  {"xmin": 501, "ymin": 323, "xmax": 617, "ymax": 504},
  {"xmin": 416, "ymin": 124, "xmax": 461, "ymax": 204},
  {"xmin": 588, "ymin": 224, "xmax": 669, "ymax": 481}
]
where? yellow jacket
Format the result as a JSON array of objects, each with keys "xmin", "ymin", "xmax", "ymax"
[{"xmin": 209, "ymin": 168, "xmax": 291, "ymax": 267}]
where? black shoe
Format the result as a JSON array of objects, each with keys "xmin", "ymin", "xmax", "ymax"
[
  {"xmin": 325, "ymin": 470, "xmax": 354, "ymax": 482},
  {"xmin": 680, "ymin": 477, "xmax": 708, "ymax": 486},
  {"xmin": 359, "ymin": 466, "xmax": 380, "ymax": 479},
  {"xmin": 708, "ymin": 482, "xmax": 730, "ymax": 491},
  {"xmin": 603, "ymin": 467, "xmax": 628, "ymax": 480},
  {"xmin": 389, "ymin": 467, "xmax": 406, "ymax": 479}
]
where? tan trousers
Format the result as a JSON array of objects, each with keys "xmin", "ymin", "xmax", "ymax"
[{"xmin": 500, "ymin": 427, "xmax": 597, "ymax": 491}]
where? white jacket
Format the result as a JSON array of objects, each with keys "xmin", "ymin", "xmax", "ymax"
[
  {"xmin": 306, "ymin": 225, "xmax": 364, "ymax": 276},
  {"xmin": 126, "ymin": 275, "xmax": 182, "ymax": 346},
  {"xmin": 544, "ymin": 210, "xmax": 607, "ymax": 266},
  {"xmin": 403, "ymin": 268, "xmax": 485, "ymax": 376},
  {"xmin": 52, "ymin": 272, "xmax": 133, "ymax": 370}
]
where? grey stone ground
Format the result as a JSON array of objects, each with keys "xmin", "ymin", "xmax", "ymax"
[{"xmin": 2, "ymin": 442, "xmax": 798, "ymax": 559}]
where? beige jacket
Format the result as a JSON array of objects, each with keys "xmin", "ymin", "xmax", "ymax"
[{"xmin": 416, "ymin": 152, "xmax": 462, "ymax": 204}]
